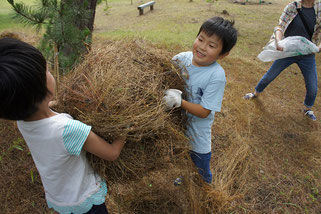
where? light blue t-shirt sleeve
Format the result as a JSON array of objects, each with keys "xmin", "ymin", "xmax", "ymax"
[
  {"xmin": 199, "ymin": 65, "xmax": 226, "ymax": 112},
  {"xmin": 171, "ymin": 52, "xmax": 185, "ymax": 64},
  {"xmin": 200, "ymin": 79, "xmax": 226, "ymax": 112},
  {"xmin": 62, "ymin": 120, "xmax": 92, "ymax": 155},
  {"xmin": 171, "ymin": 52, "xmax": 192, "ymax": 68}
]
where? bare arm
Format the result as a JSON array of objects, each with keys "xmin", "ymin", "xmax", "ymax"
[
  {"xmin": 181, "ymin": 99, "xmax": 211, "ymax": 118},
  {"xmin": 275, "ymin": 29, "xmax": 284, "ymax": 51},
  {"xmin": 83, "ymin": 131, "xmax": 125, "ymax": 161}
]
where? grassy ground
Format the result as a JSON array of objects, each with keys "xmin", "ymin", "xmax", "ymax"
[
  {"xmin": 0, "ymin": 0, "xmax": 33, "ymax": 29},
  {"xmin": 1, "ymin": 0, "xmax": 321, "ymax": 213}
]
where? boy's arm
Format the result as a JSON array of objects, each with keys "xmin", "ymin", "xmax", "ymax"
[
  {"xmin": 83, "ymin": 131, "xmax": 125, "ymax": 161},
  {"xmin": 162, "ymin": 89, "xmax": 211, "ymax": 118},
  {"xmin": 181, "ymin": 99, "xmax": 211, "ymax": 118}
]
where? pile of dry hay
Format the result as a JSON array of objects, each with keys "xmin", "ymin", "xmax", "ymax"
[
  {"xmin": 56, "ymin": 39, "xmax": 189, "ymax": 182},
  {"xmin": 55, "ymin": 39, "xmax": 238, "ymax": 213}
]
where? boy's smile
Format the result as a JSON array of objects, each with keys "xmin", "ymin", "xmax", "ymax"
[{"xmin": 192, "ymin": 31, "xmax": 226, "ymax": 67}]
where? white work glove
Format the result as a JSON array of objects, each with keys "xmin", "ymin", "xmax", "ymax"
[{"xmin": 162, "ymin": 89, "xmax": 182, "ymax": 108}]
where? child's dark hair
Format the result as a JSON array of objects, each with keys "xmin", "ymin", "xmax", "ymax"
[
  {"xmin": 0, "ymin": 38, "xmax": 48, "ymax": 120},
  {"xmin": 197, "ymin": 16, "xmax": 238, "ymax": 55}
]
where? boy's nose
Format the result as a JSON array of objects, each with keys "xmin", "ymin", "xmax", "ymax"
[{"xmin": 199, "ymin": 43, "xmax": 206, "ymax": 51}]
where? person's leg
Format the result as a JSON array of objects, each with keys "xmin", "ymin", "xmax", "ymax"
[
  {"xmin": 190, "ymin": 151, "xmax": 212, "ymax": 184},
  {"xmin": 297, "ymin": 54, "xmax": 318, "ymax": 120},
  {"xmin": 297, "ymin": 55, "xmax": 318, "ymax": 109},
  {"xmin": 85, "ymin": 203, "xmax": 108, "ymax": 214},
  {"xmin": 255, "ymin": 57, "xmax": 295, "ymax": 94},
  {"xmin": 244, "ymin": 57, "xmax": 294, "ymax": 100}
]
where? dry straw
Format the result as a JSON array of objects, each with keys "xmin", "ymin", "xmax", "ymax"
[
  {"xmin": 55, "ymin": 39, "xmax": 241, "ymax": 213},
  {"xmin": 56, "ymin": 39, "xmax": 188, "ymax": 181}
]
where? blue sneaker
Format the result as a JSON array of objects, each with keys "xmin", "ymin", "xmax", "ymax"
[{"xmin": 304, "ymin": 110, "xmax": 316, "ymax": 121}]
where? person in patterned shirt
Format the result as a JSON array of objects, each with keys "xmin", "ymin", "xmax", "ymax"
[{"xmin": 244, "ymin": 0, "xmax": 321, "ymax": 121}]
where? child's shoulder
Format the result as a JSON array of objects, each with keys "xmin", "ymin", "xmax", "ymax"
[
  {"xmin": 205, "ymin": 62, "xmax": 226, "ymax": 81},
  {"xmin": 172, "ymin": 51, "xmax": 192, "ymax": 61},
  {"xmin": 48, "ymin": 112, "xmax": 74, "ymax": 124},
  {"xmin": 20, "ymin": 113, "xmax": 70, "ymax": 126},
  {"xmin": 172, "ymin": 51, "xmax": 193, "ymax": 68},
  {"xmin": 53, "ymin": 113, "xmax": 83, "ymax": 128},
  {"xmin": 17, "ymin": 113, "xmax": 74, "ymax": 137},
  {"xmin": 202, "ymin": 61, "xmax": 224, "ymax": 71}
]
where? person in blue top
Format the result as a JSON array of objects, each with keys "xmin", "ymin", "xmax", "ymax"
[
  {"xmin": 0, "ymin": 38, "xmax": 126, "ymax": 214},
  {"xmin": 163, "ymin": 17, "xmax": 238, "ymax": 184}
]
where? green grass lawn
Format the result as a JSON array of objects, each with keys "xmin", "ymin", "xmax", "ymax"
[
  {"xmin": 0, "ymin": 0, "xmax": 36, "ymax": 31},
  {"xmin": 93, "ymin": 0, "xmax": 283, "ymax": 59},
  {"xmin": 1, "ymin": 0, "xmax": 285, "ymax": 59}
]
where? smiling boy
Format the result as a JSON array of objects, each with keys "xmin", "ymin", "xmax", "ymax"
[{"xmin": 163, "ymin": 17, "xmax": 237, "ymax": 184}]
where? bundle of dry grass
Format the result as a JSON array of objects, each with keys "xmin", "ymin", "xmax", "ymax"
[
  {"xmin": 55, "ymin": 40, "xmax": 251, "ymax": 213},
  {"xmin": 0, "ymin": 31, "xmax": 40, "ymax": 46},
  {"xmin": 55, "ymin": 39, "xmax": 188, "ymax": 181},
  {"xmin": 106, "ymin": 156, "xmax": 214, "ymax": 214},
  {"xmin": 0, "ymin": 31, "xmax": 21, "ymax": 40}
]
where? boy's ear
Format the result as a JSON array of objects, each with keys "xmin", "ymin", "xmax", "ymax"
[{"xmin": 218, "ymin": 51, "xmax": 230, "ymax": 60}]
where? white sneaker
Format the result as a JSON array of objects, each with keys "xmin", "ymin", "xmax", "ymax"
[{"xmin": 243, "ymin": 92, "xmax": 257, "ymax": 100}]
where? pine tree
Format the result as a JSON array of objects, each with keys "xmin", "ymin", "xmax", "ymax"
[{"xmin": 7, "ymin": 0, "xmax": 98, "ymax": 72}]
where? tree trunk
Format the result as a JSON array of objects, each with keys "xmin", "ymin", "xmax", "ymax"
[
  {"xmin": 87, "ymin": 0, "xmax": 98, "ymax": 34},
  {"xmin": 60, "ymin": 0, "xmax": 98, "ymax": 59},
  {"xmin": 70, "ymin": 0, "xmax": 98, "ymax": 40}
]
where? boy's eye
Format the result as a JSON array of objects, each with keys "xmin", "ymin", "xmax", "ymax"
[
  {"xmin": 198, "ymin": 38, "xmax": 203, "ymax": 42},
  {"xmin": 209, "ymin": 45, "xmax": 214, "ymax": 48}
]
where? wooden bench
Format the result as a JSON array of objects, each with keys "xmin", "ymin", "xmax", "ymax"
[{"xmin": 137, "ymin": 1, "xmax": 155, "ymax": 16}]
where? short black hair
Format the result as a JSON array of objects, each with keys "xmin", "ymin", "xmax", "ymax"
[
  {"xmin": 0, "ymin": 38, "xmax": 48, "ymax": 120},
  {"xmin": 197, "ymin": 16, "xmax": 238, "ymax": 55}
]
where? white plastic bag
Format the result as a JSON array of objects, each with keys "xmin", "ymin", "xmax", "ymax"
[{"xmin": 257, "ymin": 36, "xmax": 319, "ymax": 62}]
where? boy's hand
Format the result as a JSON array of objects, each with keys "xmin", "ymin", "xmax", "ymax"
[{"xmin": 162, "ymin": 89, "xmax": 182, "ymax": 108}]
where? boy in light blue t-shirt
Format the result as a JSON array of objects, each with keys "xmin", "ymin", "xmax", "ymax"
[{"xmin": 163, "ymin": 17, "xmax": 237, "ymax": 184}]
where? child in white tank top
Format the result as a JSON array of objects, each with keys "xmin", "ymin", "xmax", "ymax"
[{"xmin": 0, "ymin": 38, "xmax": 126, "ymax": 214}]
